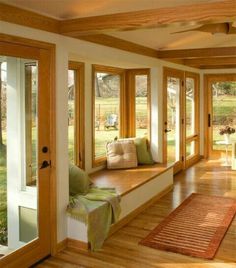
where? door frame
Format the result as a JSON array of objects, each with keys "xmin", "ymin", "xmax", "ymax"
[
  {"xmin": 184, "ymin": 71, "xmax": 200, "ymax": 169},
  {"xmin": 163, "ymin": 67, "xmax": 184, "ymax": 174},
  {"xmin": 0, "ymin": 34, "xmax": 56, "ymax": 267},
  {"xmin": 204, "ymin": 73, "xmax": 236, "ymax": 159}
]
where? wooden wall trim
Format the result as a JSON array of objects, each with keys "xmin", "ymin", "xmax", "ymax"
[
  {"xmin": 56, "ymin": 239, "xmax": 68, "ymax": 253},
  {"xmin": 0, "ymin": 3, "xmax": 59, "ymax": 33},
  {"xmin": 48, "ymin": 39, "xmax": 57, "ymax": 257},
  {"xmin": 67, "ymin": 238, "xmax": 89, "ymax": 251}
]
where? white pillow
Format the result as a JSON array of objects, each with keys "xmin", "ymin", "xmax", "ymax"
[{"xmin": 106, "ymin": 140, "xmax": 138, "ymax": 169}]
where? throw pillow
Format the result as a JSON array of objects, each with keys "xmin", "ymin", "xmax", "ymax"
[
  {"xmin": 69, "ymin": 164, "xmax": 91, "ymax": 195},
  {"xmin": 134, "ymin": 137, "xmax": 154, "ymax": 165},
  {"xmin": 106, "ymin": 140, "xmax": 138, "ymax": 169}
]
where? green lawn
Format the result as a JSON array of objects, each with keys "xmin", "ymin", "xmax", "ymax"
[
  {"xmin": 94, "ymin": 97, "xmax": 148, "ymax": 157},
  {"xmin": 0, "ymin": 144, "xmax": 7, "ymax": 245}
]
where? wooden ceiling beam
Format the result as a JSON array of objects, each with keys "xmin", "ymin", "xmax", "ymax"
[
  {"xmin": 78, "ymin": 34, "xmax": 158, "ymax": 58},
  {"xmin": 1, "ymin": 2, "xmax": 236, "ymax": 70},
  {"xmin": 158, "ymin": 47, "xmax": 236, "ymax": 59},
  {"xmin": 199, "ymin": 64, "xmax": 236, "ymax": 69},
  {"xmin": 59, "ymin": 0, "xmax": 236, "ymax": 36},
  {"xmin": 183, "ymin": 57, "xmax": 236, "ymax": 67}
]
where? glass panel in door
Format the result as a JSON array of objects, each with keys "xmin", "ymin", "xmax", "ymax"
[
  {"xmin": 211, "ymin": 81, "xmax": 236, "ymax": 153},
  {"xmin": 186, "ymin": 78, "xmax": 195, "ymax": 137},
  {"xmin": 166, "ymin": 77, "xmax": 181, "ymax": 163},
  {"xmin": 0, "ymin": 56, "xmax": 38, "ymax": 257}
]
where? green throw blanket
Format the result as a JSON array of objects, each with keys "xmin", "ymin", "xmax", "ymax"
[{"xmin": 67, "ymin": 187, "xmax": 121, "ymax": 250}]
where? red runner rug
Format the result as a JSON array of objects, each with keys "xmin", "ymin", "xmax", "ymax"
[{"xmin": 140, "ymin": 193, "xmax": 236, "ymax": 259}]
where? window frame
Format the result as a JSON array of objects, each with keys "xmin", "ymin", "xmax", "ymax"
[
  {"xmin": 92, "ymin": 64, "xmax": 125, "ymax": 167},
  {"xmin": 92, "ymin": 65, "xmax": 151, "ymax": 168},
  {"xmin": 125, "ymin": 69, "xmax": 151, "ymax": 139},
  {"xmin": 68, "ymin": 61, "xmax": 85, "ymax": 169}
]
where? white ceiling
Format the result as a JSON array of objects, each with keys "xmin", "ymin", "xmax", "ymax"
[
  {"xmin": 1, "ymin": 0, "xmax": 221, "ymax": 19},
  {"xmin": 110, "ymin": 25, "xmax": 236, "ymax": 50}
]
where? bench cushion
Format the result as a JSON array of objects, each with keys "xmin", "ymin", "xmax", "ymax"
[{"xmin": 106, "ymin": 140, "xmax": 138, "ymax": 169}]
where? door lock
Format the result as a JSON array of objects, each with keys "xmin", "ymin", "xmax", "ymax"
[
  {"xmin": 42, "ymin": 146, "xmax": 48, "ymax": 153},
  {"xmin": 164, "ymin": 129, "xmax": 171, "ymax": 133}
]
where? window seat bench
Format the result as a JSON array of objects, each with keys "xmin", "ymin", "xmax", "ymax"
[{"xmin": 67, "ymin": 163, "xmax": 174, "ymax": 249}]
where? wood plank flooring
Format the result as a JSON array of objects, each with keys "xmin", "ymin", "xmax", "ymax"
[{"xmin": 36, "ymin": 160, "xmax": 236, "ymax": 268}]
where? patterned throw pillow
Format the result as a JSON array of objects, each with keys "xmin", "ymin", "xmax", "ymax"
[{"xmin": 106, "ymin": 140, "xmax": 138, "ymax": 169}]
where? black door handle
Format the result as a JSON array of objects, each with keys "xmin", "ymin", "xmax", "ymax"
[
  {"xmin": 164, "ymin": 129, "xmax": 171, "ymax": 133},
  {"xmin": 208, "ymin": 114, "xmax": 211, "ymax": 127},
  {"xmin": 40, "ymin": 160, "xmax": 51, "ymax": 169}
]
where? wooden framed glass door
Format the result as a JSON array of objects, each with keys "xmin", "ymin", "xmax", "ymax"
[
  {"xmin": 0, "ymin": 36, "xmax": 55, "ymax": 267},
  {"xmin": 184, "ymin": 72, "xmax": 200, "ymax": 168},
  {"xmin": 205, "ymin": 74, "xmax": 236, "ymax": 160},
  {"xmin": 163, "ymin": 68, "xmax": 184, "ymax": 173},
  {"xmin": 163, "ymin": 68, "xmax": 200, "ymax": 173}
]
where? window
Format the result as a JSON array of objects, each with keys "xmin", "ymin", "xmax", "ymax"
[
  {"xmin": 126, "ymin": 69, "xmax": 150, "ymax": 138},
  {"xmin": 135, "ymin": 73, "xmax": 149, "ymax": 137},
  {"xmin": 92, "ymin": 65, "xmax": 151, "ymax": 167},
  {"xmin": 92, "ymin": 65, "xmax": 125, "ymax": 166},
  {"xmin": 68, "ymin": 61, "xmax": 84, "ymax": 168}
]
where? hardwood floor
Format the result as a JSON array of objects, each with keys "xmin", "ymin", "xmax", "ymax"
[{"xmin": 36, "ymin": 160, "xmax": 236, "ymax": 268}]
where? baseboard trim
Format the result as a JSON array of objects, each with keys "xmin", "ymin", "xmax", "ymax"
[
  {"xmin": 56, "ymin": 238, "xmax": 68, "ymax": 253},
  {"xmin": 185, "ymin": 155, "xmax": 201, "ymax": 169},
  {"xmin": 61, "ymin": 184, "xmax": 173, "ymax": 252},
  {"xmin": 108, "ymin": 184, "xmax": 173, "ymax": 236},
  {"xmin": 67, "ymin": 238, "xmax": 89, "ymax": 251}
]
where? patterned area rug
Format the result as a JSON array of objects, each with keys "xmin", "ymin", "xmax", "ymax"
[{"xmin": 140, "ymin": 193, "xmax": 236, "ymax": 259}]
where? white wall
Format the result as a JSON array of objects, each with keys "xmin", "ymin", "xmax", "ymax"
[{"xmin": 2, "ymin": 21, "xmax": 226, "ymax": 244}]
